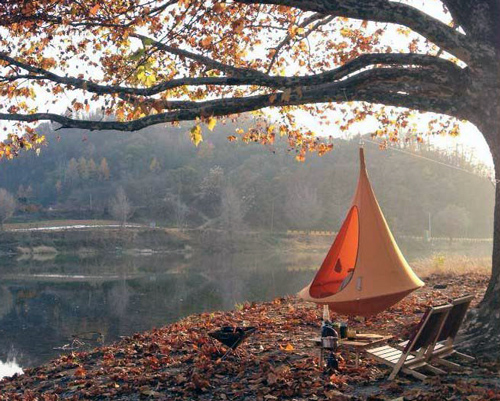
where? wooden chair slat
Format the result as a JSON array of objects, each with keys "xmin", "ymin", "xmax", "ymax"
[
  {"xmin": 386, "ymin": 354, "xmax": 404, "ymax": 363},
  {"xmin": 369, "ymin": 345, "xmax": 392, "ymax": 353},
  {"xmin": 376, "ymin": 349, "xmax": 403, "ymax": 358}
]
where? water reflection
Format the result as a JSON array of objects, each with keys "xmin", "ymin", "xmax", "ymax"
[{"xmin": 0, "ymin": 252, "xmax": 313, "ymax": 370}]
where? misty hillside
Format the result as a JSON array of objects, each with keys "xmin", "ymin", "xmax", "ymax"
[{"xmin": 0, "ymin": 120, "xmax": 494, "ymax": 238}]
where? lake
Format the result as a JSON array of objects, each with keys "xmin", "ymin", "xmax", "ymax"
[
  {"xmin": 0, "ymin": 250, "xmax": 317, "ymax": 377},
  {"xmin": 0, "ymin": 236, "xmax": 491, "ymax": 378}
]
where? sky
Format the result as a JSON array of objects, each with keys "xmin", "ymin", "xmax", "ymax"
[
  {"xmin": 305, "ymin": 113, "xmax": 494, "ymax": 169},
  {"xmin": 428, "ymin": 124, "xmax": 493, "ymax": 168}
]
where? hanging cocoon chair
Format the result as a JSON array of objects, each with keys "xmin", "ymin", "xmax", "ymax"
[{"xmin": 298, "ymin": 148, "xmax": 424, "ymax": 317}]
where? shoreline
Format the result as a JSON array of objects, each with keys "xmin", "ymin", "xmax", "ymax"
[
  {"xmin": 0, "ymin": 222, "xmax": 492, "ymax": 259},
  {"xmin": 1, "ymin": 272, "xmax": 497, "ymax": 400}
]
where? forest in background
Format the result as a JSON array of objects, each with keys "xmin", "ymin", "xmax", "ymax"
[{"xmin": 0, "ymin": 117, "xmax": 494, "ymax": 239}]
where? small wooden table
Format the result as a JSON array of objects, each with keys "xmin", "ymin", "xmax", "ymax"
[{"xmin": 312, "ymin": 334, "xmax": 392, "ymax": 368}]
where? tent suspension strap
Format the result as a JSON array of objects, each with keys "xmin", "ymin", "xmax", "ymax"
[
  {"xmin": 341, "ymin": 88, "xmax": 364, "ymax": 148},
  {"xmin": 363, "ymin": 138, "xmax": 495, "ymax": 185}
]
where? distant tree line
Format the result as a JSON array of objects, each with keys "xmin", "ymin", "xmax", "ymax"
[
  {"xmin": 0, "ymin": 119, "xmax": 494, "ymax": 239},
  {"xmin": 65, "ymin": 157, "xmax": 111, "ymax": 185}
]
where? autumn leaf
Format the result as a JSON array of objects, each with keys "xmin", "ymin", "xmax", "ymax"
[
  {"xmin": 89, "ymin": 4, "xmax": 100, "ymax": 16},
  {"xmin": 141, "ymin": 37, "xmax": 155, "ymax": 47},
  {"xmin": 289, "ymin": 26, "xmax": 304, "ymax": 37},
  {"xmin": 213, "ymin": 3, "xmax": 226, "ymax": 13},
  {"xmin": 207, "ymin": 117, "xmax": 217, "ymax": 131},
  {"xmin": 279, "ymin": 343, "xmax": 295, "ymax": 351},
  {"xmin": 200, "ymin": 36, "xmax": 213, "ymax": 48},
  {"xmin": 231, "ymin": 19, "xmax": 244, "ymax": 34},
  {"xmin": 135, "ymin": 65, "xmax": 157, "ymax": 86},
  {"xmin": 267, "ymin": 372, "xmax": 278, "ymax": 384},
  {"xmin": 282, "ymin": 89, "xmax": 292, "ymax": 102},
  {"xmin": 73, "ymin": 102, "xmax": 84, "ymax": 111},
  {"xmin": 190, "ymin": 125, "xmax": 203, "ymax": 147},
  {"xmin": 115, "ymin": 108, "xmax": 125, "ymax": 121}
]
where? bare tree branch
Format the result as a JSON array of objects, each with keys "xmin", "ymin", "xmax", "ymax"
[{"xmin": 266, "ymin": 12, "xmax": 330, "ymax": 73}]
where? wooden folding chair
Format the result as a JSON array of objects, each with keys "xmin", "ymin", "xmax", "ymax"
[
  {"xmin": 366, "ymin": 304, "xmax": 452, "ymax": 381},
  {"xmin": 430, "ymin": 294, "xmax": 475, "ymax": 368},
  {"xmin": 397, "ymin": 295, "xmax": 475, "ymax": 370}
]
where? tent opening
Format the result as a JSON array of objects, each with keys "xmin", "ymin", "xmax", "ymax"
[{"xmin": 309, "ymin": 206, "xmax": 359, "ymax": 298}]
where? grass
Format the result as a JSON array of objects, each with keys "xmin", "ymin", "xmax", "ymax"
[
  {"xmin": 285, "ymin": 252, "xmax": 492, "ymax": 279},
  {"xmin": 412, "ymin": 254, "xmax": 491, "ymax": 277}
]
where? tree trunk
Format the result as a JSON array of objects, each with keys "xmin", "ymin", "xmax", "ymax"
[{"xmin": 464, "ymin": 120, "xmax": 500, "ymax": 358}]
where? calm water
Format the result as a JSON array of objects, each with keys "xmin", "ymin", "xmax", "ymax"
[
  {"xmin": 0, "ymin": 237, "xmax": 491, "ymax": 378},
  {"xmin": 0, "ymin": 251, "xmax": 314, "ymax": 376}
]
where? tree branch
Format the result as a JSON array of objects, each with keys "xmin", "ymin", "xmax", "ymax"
[
  {"xmin": 131, "ymin": 34, "xmax": 270, "ymax": 80},
  {"xmin": 236, "ymin": 0, "xmax": 475, "ymax": 62},
  {"xmin": 0, "ymin": 74, "xmax": 46, "ymax": 82},
  {"xmin": 266, "ymin": 12, "xmax": 329, "ymax": 73},
  {"xmin": 1, "ymin": 50, "xmax": 463, "ymax": 101},
  {"xmin": 0, "ymin": 67, "xmax": 463, "ymax": 132}
]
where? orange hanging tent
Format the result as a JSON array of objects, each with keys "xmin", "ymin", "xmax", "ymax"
[{"xmin": 298, "ymin": 148, "xmax": 424, "ymax": 317}]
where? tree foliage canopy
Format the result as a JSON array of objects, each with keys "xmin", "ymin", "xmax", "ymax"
[{"xmin": 1, "ymin": 0, "xmax": 498, "ymax": 159}]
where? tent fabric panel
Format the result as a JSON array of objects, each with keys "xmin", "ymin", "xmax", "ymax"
[
  {"xmin": 297, "ymin": 148, "xmax": 424, "ymax": 316},
  {"xmin": 309, "ymin": 206, "xmax": 359, "ymax": 298},
  {"xmin": 319, "ymin": 288, "xmax": 416, "ymax": 317},
  {"xmin": 326, "ymin": 149, "xmax": 423, "ymax": 304}
]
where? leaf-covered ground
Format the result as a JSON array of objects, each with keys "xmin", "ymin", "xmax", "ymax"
[{"xmin": 1, "ymin": 273, "xmax": 499, "ymax": 400}]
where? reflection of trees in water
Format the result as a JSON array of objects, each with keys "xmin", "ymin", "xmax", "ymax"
[
  {"xmin": 187, "ymin": 252, "xmax": 312, "ymax": 310},
  {"xmin": 0, "ymin": 252, "xmax": 312, "ymax": 368},
  {"xmin": 0, "ymin": 252, "xmax": 187, "ymax": 278},
  {"xmin": 107, "ymin": 279, "xmax": 130, "ymax": 318},
  {"xmin": 0, "ymin": 243, "xmax": 493, "ymax": 368},
  {"xmin": 0, "ymin": 286, "xmax": 13, "ymax": 319},
  {"xmin": 200, "ymin": 253, "xmax": 244, "ymax": 310}
]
